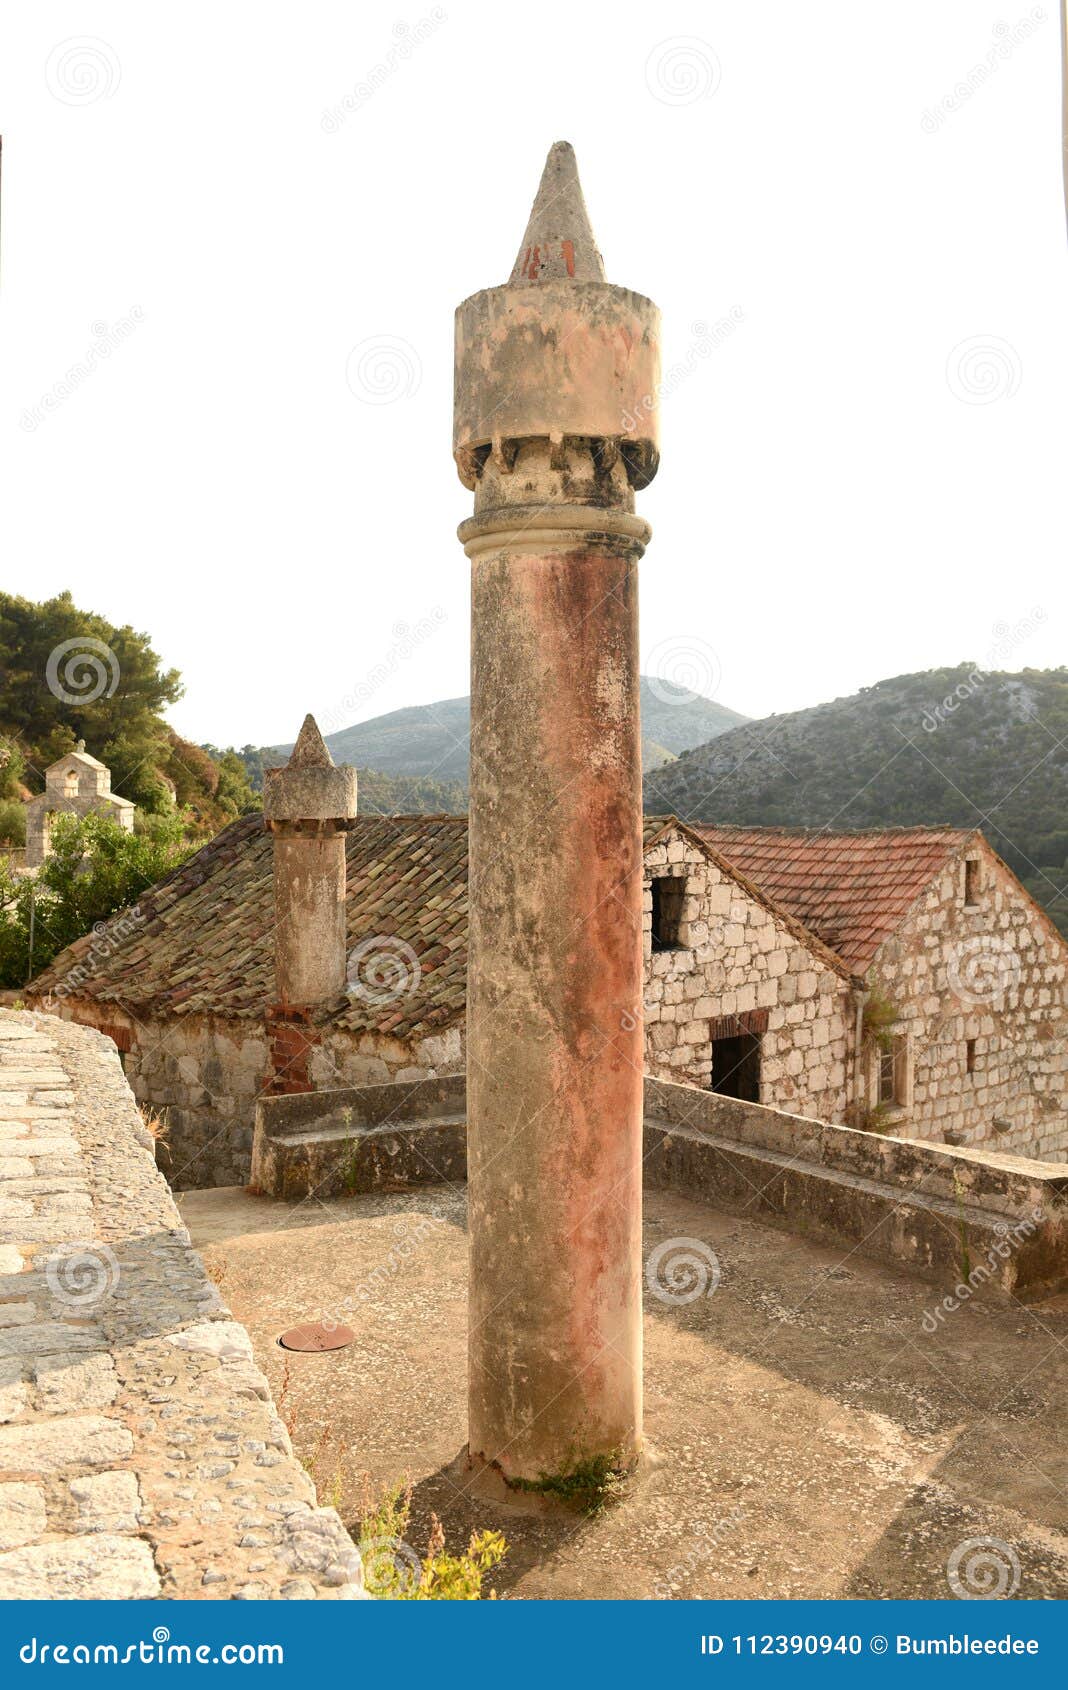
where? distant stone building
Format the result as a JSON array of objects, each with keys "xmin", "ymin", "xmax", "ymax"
[
  {"xmin": 26, "ymin": 813, "xmax": 1067, "ymax": 1183},
  {"xmin": 24, "ymin": 744, "xmax": 134, "ymax": 868}
]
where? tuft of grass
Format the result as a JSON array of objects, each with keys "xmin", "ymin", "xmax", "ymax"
[
  {"xmin": 507, "ymin": 1448, "xmax": 631, "ymax": 1515},
  {"xmin": 853, "ymin": 1100, "xmax": 895, "ymax": 1135},
  {"xmin": 863, "ymin": 992, "xmax": 900, "ymax": 1053},
  {"xmin": 140, "ymin": 1105, "xmax": 169, "ymax": 1142}
]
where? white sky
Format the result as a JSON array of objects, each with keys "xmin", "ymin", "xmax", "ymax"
[{"xmin": 1, "ymin": 1, "xmax": 1065, "ymax": 748}]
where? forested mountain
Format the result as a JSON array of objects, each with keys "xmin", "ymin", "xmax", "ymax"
[
  {"xmin": 268, "ymin": 679, "xmax": 747, "ymax": 784},
  {"xmin": 644, "ymin": 666, "xmax": 1068, "ymax": 935}
]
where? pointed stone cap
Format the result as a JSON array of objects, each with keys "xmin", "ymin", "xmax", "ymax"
[
  {"xmin": 454, "ymin": 140, "xmax": 661, "ymax": 492},
  {"xmin": 263, "ymin": 714, "xmax": 357, "ymax": 826},
  {"xmin": 509, "ymin": 142, "xmax": 605, "ymax": 286},
  {"xmin": 289, "ymin": 714, "xmax": 334, "ymax": 769}
]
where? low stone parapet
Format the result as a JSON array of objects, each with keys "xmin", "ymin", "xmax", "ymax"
[
  {"xmin": 643, "ymin": 1076, "xmax": 1068, "ymax": 1300},
  {"xmin": 252, "ymin": 1070, "xmax": 1068, "ymax": 1299},
  {"xmin": 252, "ymin": 1075, "xmax": 466, "ymax": 1201},
  {"xmin": 0, "ymin": 1010, "xmax": 365, "ymax": 1600}
]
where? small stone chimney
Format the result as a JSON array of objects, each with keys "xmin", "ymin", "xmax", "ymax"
[
  {"xmin": 454, "ymin": 142, "xmax": 661, "ymax": 1483},
  {"xmin": 262, "ymin": 716, "xmax": 357, "ymax": 1093}
]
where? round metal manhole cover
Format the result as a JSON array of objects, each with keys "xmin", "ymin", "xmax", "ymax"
[{"xmin": 277, "ymin": 1321, "xmax": 354, "ymax": 1353}]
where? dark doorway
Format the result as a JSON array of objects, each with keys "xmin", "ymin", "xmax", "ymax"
[{"xmin": 710, "ymin": 1032, "xmax": 761, "ymax": 1102}]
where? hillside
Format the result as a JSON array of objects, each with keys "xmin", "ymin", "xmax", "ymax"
[
  {"xmin": 644, "ymin": 666, "xmax": 1068, "ymax": 936},
  {"xmin": 270, "ymin": 678, "xmax": 747, "ymax": 783},
  {"xmin": 0, "ymin": 590, "xmax": 259, "ymax": 842}
]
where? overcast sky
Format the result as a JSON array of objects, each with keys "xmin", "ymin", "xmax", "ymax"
[{"xmin": 2, "ymin": 1, "xmax": 1065, "ymax": 748}]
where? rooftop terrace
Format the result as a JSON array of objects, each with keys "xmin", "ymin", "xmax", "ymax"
[{"xmin": 180, "ymin": 1178, "xmax": 1068, "ymax": 1600}]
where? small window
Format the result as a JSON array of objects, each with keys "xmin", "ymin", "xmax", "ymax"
[
  {"xmin": 650, "ymin": 875, "xmax": 685, "ymax": 951},
  {"xmin": 963, "ymin": 858, "xmax": 980, "ymax": 907},
  {"xmin": 877, "ymin": 1035, "xmax": 908, "ymax": 1107},
  {"xmin": 710, "ymin": 1032, "xmax": 761, "ymax": 1102},
  {"xmin": 877, "ymin": 1047, "xmax": 896, "ymax": 1105},
  {"xmin": 966, "ymin": 1038, "xmax": 977, "ymax": 1076}
]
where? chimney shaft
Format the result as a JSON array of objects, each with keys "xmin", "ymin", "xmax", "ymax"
[
  {"xmin": 454, "ymin": 143, "xmax": 661, "ymax": 1484},
  {"xmin": 262, "ymin": 716, "xmax": 357, "ymax": 1092}
]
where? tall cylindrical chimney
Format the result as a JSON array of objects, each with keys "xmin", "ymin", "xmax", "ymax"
[
  {"xmin": 454, "ymin": 142, "xmax": 661, "ymax": 1483},
  {"xmin": 262, "ymin": 715, "xmax": 357, "ymax": 1093}
]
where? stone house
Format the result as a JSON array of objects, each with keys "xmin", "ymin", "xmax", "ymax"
[
  {"xmin": 698, "ymin": 825, "xmax": 1068, "ymax": 1162},
  {"xmin": 26, "ymin": 812, "xmax": 857, "ymax": 1185},
  {"xmin": 641, "ymin": 820, "xmax": 857, "ymax": 1123},
  {"xmin": 24, "ymin": 744, "xmax": 134, "ymax": 868},
  {"xmin": 26, "ymin": 813, "xmax": 1067, "ymax": 1184}
]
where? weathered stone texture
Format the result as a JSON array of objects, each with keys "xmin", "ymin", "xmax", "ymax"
[
  {"xmin": 870, "ymin": 844, "xmax": 1067, "ymax": 1160},
  {"xmin": 0, "ymin": 1008, "xmax": 365, "ymax": 1599},
  {"xmin": 642, "ymin": 831, "xmax": 855, "ymax": 1121},
  {"xmin": 49, "ymin": 1004, "xmax": 463, "ymax": 1190}
]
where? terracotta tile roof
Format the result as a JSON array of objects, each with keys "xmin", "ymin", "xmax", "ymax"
[
  {"xmin": 31, "ymin": 814, "xmax": 470, "ymax": 1042},
  {"xmin": 33, "ymin": 814, "xmax": 897, "ymax": 1035},
  {"xmin": 691, "ymin": 825, "xmax": 977, "ymax": 972},
  {"xmin": 644, "ymin": 817, "xmax": 854, "ymax": 981}
]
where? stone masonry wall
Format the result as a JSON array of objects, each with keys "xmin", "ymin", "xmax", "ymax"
[
  {"xmin": 642, "ymin": 829, "xmax": 855, "ymax": 1122},
  {"xmin": 38, "ymin": 1001, "xmax": 464, "ymax": 1190},
  {"xmin": 870, "ymin": 842, "xmax": 1068, "ymax": 1161},
  {"xmin": 0, "ymin": 1009, "xmax": 364, "ymax": 1598}
]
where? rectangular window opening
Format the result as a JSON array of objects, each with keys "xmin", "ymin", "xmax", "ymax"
[
  {"xmin": 650, "ymin": 874, "xmax": 685, "ymax": 951},
  {"xmin": 877, "ymin": 1035, "xmax": 908, "ymax": 1108},
  {"xmin": 966, "ymin": 1037, "xmax": 977, "ymax": 1076},
  {"xmin": 710, "ymin": 1032, "xmax": 761, "ymax": 1103},
  {"xmin": 963, "ymin": 858, "xmax": 981, "ymax": 907}
]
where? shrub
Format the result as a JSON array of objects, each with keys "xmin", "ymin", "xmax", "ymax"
[
  {"xmin": 0, "ymin": 800, "xmax": 26, "ymax": 847},
  {"xmin": 0, "ymin": 810, "xmax": 192, "ymax": 988},
  {"xmin": 358, "ymin": 1478, "xmax": 507, "ymax": 1600}
]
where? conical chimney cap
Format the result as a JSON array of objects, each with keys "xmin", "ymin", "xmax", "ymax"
[
  {"xmin": 508, "ymin": 141, "xmax": 605, "ymax": 285},
  {"xmin": 263, "ymin": 714, "xmax": 357, "ymax": 824},
  {"xmin": 289, "ymin": 714, "xmax": 334, "ymax": 769}
]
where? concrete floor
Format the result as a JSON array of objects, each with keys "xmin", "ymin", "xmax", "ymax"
[{"xmin": 177, "ymin": 1183, "xmax": 1068, "ymax": 1600}]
